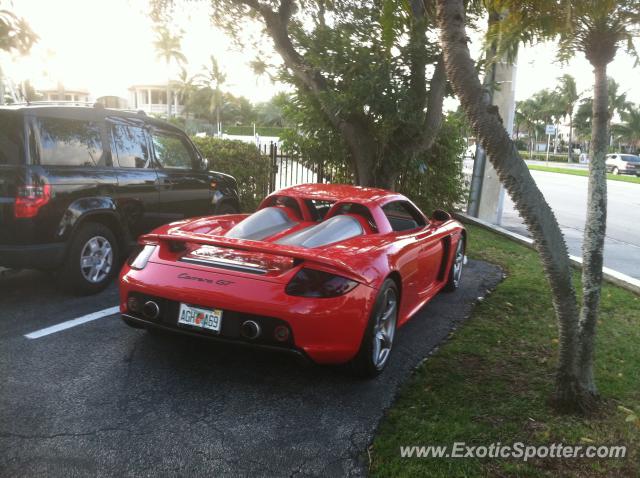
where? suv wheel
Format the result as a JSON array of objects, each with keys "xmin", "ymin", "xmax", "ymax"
[
  {"xmin": 60, "ymin": 223, "xmax": 119, "ymax": 295},
  {"xmin": 612, "ymin": 166, "xmax": 619, "ymax": 175}
]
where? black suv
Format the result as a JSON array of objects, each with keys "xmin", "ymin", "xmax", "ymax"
[{"xmin": 0, "ymin": 105, "xmax": 240, "ymax": 294}]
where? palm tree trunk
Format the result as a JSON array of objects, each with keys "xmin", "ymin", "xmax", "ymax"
[
  {"xmin": 436, "ymin": 0, "xmax": 592, "ymax": 413},
  {"xmin": 568, "ymin": 115, "xmax": 574, "ymax": 162},
  {"xmin": 215, "ymin": 86, "xmax": 221, "ymax": 136},
  {"xmin": 166, "ymin": 70, "xmax": 172, "ymax": 118},
  {"xmin": 530, "ymin": 129, "xmax": 535, "ymax": 159},
  {"xmin": 578, "ymin": 62, "xmax": 609, "ymax": 397}
]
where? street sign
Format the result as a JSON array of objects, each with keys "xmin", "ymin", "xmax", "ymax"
[{"xmin": 545, "ymin": 124, "xmax": 556, "ymax": 135}]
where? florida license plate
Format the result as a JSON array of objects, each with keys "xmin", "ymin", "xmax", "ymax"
[{"xmin": 178, "ymin": 303, "xmax": 223, "ymax": 333}]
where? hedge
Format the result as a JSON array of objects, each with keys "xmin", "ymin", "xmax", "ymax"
[
  {"xmin": 192, "ymin": 136, "xmax": 270, "ymax": 212},
  {"xmin": 518, "ymin": 151, "xmax": 573, "ymax": 163}
]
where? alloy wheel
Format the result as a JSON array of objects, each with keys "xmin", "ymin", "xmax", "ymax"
[
  {"xmin": 80, "ymin": 236, "xmax": 113, "ymax": 284},
  {"xmin": 372, "ymin": 287, "xmax": 397, "ymax": 369},
  {"xmin": 452, "ymin": 239, "xmax": 465, "ymax": 288}
]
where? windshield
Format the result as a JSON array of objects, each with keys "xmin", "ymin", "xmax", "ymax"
[{"xmin": 620, "ymin": 155, "xmax": 640, "ymax": 162}]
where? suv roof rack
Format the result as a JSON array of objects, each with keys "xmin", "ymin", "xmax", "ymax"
[
  {"xmin": 8, "ymin": 100, "xmax": 97, "ymax": 107},
  {"xmin": 5, "ymin": 101, "xmax": 149, "ymax": 116}
]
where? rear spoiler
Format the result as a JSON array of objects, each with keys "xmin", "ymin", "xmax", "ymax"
[{"xmin": 145, "ymin": 231, "xmax": 374, "ymax": 286}]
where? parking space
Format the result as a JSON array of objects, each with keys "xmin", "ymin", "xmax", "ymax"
[{"xmin": 0, "ymin": 261, "xmax": 502, "ymax": 477}]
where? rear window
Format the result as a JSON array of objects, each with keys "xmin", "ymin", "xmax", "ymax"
[
  {"xmin": 226, "ymin": 207, "xmax": 297, "ymax": 241},
  {"xmin": 0, "ymin": 112, "xmax": 24, "ymax": 165},
  {"xmin": 37, "ymin": 117, "xmax": 106, "ymax": 167},
  {"xmin": 305, "ymin": 199, "xmax": 335, "ymax": 222},
  {"xmin": 277, "ymin": 215, "xmax": 363, "ymax": 248},
  {"xmin": 620, "ymin": 155, "xmax": 640, "ymax": 163}
]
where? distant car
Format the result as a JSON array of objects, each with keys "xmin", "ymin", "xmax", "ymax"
[
  {"xmin": 605, "ymin": 153, "xmax": 640, "ymax": 176},
  {"xmin": 119, "ymin": 184, "xmax": 466, "ymax": 377},
  {"xmin": 0, "ymin": 104, "xmax": 240, "ymax": 294}
]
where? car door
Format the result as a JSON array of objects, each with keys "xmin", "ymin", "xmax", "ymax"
[
  {"xmin": 150, "ymin": 126, "xmax": 212, "ymax": 220},
  {"xmin": 108, "ymin": 116, "xmax": 162, "ymax": 237}
]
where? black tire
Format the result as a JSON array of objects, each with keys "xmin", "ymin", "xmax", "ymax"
[
  {"xmin": 59, "ymin": 222, "xmax": 119, "ymax": 295},
  {"xmin": 349, "ymin": 279, "xmax": 399, "ymax": 379},
  {"xmin": 443, "ymin": 236, "xmax": 465, "ymax": 292},
  {"xmin": 612, "ymin": 167, "xmax": 619, "ymax": 175},
  {"xmin": 216, "ymin": 202, "xmax": 239, "ymax": 214}
]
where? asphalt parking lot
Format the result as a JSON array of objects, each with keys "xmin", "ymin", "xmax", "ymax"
[{"xmin": 0, "ymin": 260, "xmax": 502, "ymax": 477}]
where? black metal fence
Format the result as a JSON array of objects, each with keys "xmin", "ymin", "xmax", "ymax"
[{"xmin": 259, "ymin": 143, "xmax": 353, "ymax": 194}]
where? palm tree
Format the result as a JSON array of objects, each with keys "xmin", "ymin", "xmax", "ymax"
[
  {"xmin": 555, "ymin": 75, "xmax": 581, "ymax": 161},
  {"xmin": 436, "ymin": 0, "xmax": 640, "ymax": 413},
  {"xmin": 153, "ymin": 26, "xmax": 186, "ymax": 117},
  {"xmin": 517, "ymin": 99, "xmax": 543, "ymax": 158},
  {"xmin": 533, "ymin": 89, "xmax": 565, "ymax": 155},
  {"xmin": 574, "ymin": 97, "xmax": 594, "ymax": 152},
  {"xmin": 175, "ymin": 67, "xmax": 197, "ymax": 117},
  {"xmin": 0, "ymin": 8, "xmax": 37, "ymax": 105},
  {"xmin": 613, "ymin": 105, "xmax": 640, "ymax": 153},
  {"xmin": 199, "ymin": 55, "xmax": 226, "ymax": 135},
  {"xmin": 606, "ymin": 78, "xmax": 631, "ymax": 145},
  {"xmin": 436, "ymin": 0, "xmax": 584, "ymax": 413}
]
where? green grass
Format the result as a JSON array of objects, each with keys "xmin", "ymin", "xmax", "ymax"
[
  {"xmin": 528, "ymin": 164, "xmax": 640, "ymax": 184},
  {"xmin": 370, "ymin": 225, "xmax": 640, "ymax": 477}
]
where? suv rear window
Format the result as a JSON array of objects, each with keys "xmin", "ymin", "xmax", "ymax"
[
  {"xmin": 37, "ymin": 117, "xmax": 106, "ymax": 167},
  {"xmin": 0, "ymin": 112, "xmax": 24, "ymax": 165}
]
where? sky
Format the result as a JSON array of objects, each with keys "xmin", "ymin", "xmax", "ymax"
[{"xmin": 3, "ymin": 0, "xmax": 640, "ymax": 106}]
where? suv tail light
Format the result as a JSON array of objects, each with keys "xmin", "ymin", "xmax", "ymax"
[
  {"xmin": 14, "ymin": 184, "xmax": 52, "ymax": 218},
  {"xmin": 285, "ymin": 268, "xmax": 358, "ymax": 298}
]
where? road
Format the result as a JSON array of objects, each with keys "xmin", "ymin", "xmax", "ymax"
[
  {"xmin": 501, "ymin": 170, "xmax": 640, "ymax": 279},
  {"xmin": 0, "ymin": 261, "xmax": 502, "ymax": 477}
]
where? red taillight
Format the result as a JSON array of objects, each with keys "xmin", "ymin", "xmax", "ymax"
[
  {"xmin": 14, "ymin": 184, "xmax": 52, "ymax": 218},
  {"xmin": 285, "ymin": 268, "xmax": 358, "ymax": 298}
]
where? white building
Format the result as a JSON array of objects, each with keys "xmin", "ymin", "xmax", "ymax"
[
  {"xmin": 40, "ymin": 84, "xmax": 89, "ymax": 103},
  {"xmin": 128, "ymin": 84, "xmax": 183, "ymax": 117}
]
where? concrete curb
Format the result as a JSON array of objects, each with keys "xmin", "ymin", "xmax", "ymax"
[{"xmin": 454, "ymin": 212, "xmax": 640, "ymax": 296}]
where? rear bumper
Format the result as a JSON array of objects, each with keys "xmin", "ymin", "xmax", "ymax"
[
  {"xmin": 119, "ymin": 261, "xmax": 378, "ymax": 364},
  {"xmin": 0, "ymin": 242, "xmax": 65, "ymax": 269},
  {"xmin": 122, "ymin": 313, "xmax": 311, "ymax": 362}
]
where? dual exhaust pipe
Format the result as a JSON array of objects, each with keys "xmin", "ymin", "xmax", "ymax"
[{"xmin": 133, "ymin": 298, "xmax": 264, "ymax": 341}]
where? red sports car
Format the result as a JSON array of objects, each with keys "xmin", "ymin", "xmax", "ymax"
[{"xmin": 119, "ymin": 184, "xmax": 466, "ymax": 377}]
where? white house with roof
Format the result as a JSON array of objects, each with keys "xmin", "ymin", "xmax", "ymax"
[
  {"xmin": 128, "ymin": 84, "xmax": 183, "ymax": 116},
  {"xmin": 40, "ymin": 83, "xmax": 90, "ymax": 103}
]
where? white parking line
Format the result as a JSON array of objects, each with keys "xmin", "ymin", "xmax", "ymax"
[{"xmin": 24, "ymin": 306, "xmax": 120, "ymax": 339}]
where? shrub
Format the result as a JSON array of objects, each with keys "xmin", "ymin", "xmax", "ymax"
[
  {"xmin": 191, "ymin": 136, "xmax": 270, "ymax": 212},
  {"xmin": 396, "ymin": 117, "xmax": 467, "ymax": 214}
]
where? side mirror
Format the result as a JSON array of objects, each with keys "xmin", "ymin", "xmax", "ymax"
[
  {"xmin": 432, "ymin": 209, "xmax": 451, "ymax": 222},
  {"xmin": 199, "ymin": 157, "xmax": 210, "ymax": 171}
]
